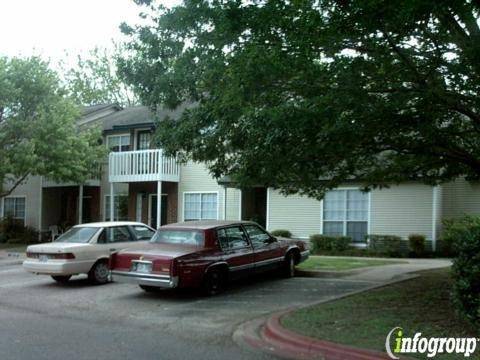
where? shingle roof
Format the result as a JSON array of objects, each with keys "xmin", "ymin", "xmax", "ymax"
[{"xmin": 89, "ymin": 103, "xmax": 192, "ymax": 131}]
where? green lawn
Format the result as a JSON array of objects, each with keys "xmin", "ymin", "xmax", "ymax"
[
  {"xmin": 282, "ymin": 268, "xmax": 479, "ymax": 359},
  {"xmin": 0, "ymin": 243, "xmax": 27, "ymax": 253},
  {"xmin": 296, "ymin": 256, "xmax": 406, "ymax": 271}
]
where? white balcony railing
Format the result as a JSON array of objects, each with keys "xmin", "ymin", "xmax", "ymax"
[{"xmin": 108, "ymin": 149, "xmax": 180, "ymax": 183}]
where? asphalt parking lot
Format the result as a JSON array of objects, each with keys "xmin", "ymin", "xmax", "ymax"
[{"xmin": 0, "ymin": 260, "xmax": 376, "ymax": 360}]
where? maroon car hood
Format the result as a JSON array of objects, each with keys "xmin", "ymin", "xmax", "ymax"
[{"xmin": 118, "ymin": 242, "xmax": 200, "ymax": 258}]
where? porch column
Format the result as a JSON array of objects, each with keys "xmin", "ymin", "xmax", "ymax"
[
  {"xmin": 157, "ymin": 181, "xmax": 162, "ymax": 229},
  {"xmin": 110, "ymin": 183, "xmax": 114, "ymax": 222},
  {"xmin": 238, "ymin": 189, "xmax": 242, "ymax": 221},
  {"xmin": 223, "ymin": 186, "xmax": 227, "ymax": 220},
  {"xmin": 78, "ymin": 184, "xmax": 84, "ymax": 224}
]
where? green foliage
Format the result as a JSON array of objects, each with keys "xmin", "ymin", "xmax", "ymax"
[
  {"xmin": 442, "ymin": 216, "xmax": 480, "ymax": 255},
  {"xmin": 408, "ymin": 233, "xmax": 426, "ymax": 257},
  {"xmin": 0, "ymin": 217, "xmax": 38, "ymax": 244},
  {"xmin": 119, "ymin": 1, "xmax": 480, "ymax": 197},
  {"xmin": 367, "ymin": 234, "xmax": 403, "ymax": 257},
  {"xmin": 310, "ymin": 235, "xmax": 351, "ymax": 254},
  {"xmin": 270, "ymin": 229, "xmax": 292, "ymax": 238},
  {"xmin": 442, "ymin": 216, "xmax": 480, "ymax": 323},
  {"xmin": 0, "ymin": 56, "xmax": 105, "ymax": 197},
  {"xmin": 61, "ymin": 43, "xmax": 139, "ymax": 107}
]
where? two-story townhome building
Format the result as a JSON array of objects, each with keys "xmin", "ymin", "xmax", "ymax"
[{"xmin": 2, "ymin": 103, "xmax": 480, "ymax": 251}]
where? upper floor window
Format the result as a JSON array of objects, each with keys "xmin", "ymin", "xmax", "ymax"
[
  {"xmin": 184, "ymin": 192, "xmax": 218, "ymax": 221},
  {"xmin": 3, "ymin": 197, "xmax": 26, "ymax": 225},
  {"xmin": 323, "ymin": 189, "xmax": 368, "ymax": 243},
  {"xmin": 137, "ymin": 131, "xmax": 151, "ymax": 150},
  {"xmin": 107, "ymin": 135, "xmax": 130, "ymax": 152}
]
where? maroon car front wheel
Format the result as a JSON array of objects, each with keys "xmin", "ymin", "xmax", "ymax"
[{"xmin": 282, "ymin": 253, "xmax": 296, "ymax": 278}]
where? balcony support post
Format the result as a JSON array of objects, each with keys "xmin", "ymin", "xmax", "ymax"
[
  {"xmin": 110, "ymin": 183, "xmax": 114, "ymax": 222},
  {"xmin": 78, "ymin": 184, "xmax": 84, "ymax": 224},
  {"xmin": 157, "ymin": 181, "xmax": 162, "ymax": 229},
  {"xmin": 223, "ymin": 186, "xmax": 227, "ymax": 220}
]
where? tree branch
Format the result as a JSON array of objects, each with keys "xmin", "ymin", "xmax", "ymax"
[
  {"xmin": 0, "ymin": 174, "xmax": 29, "ymax": 198},
  {"xmin": 383, "ymin": 31, "xmax": 426, "ymax": 86}
]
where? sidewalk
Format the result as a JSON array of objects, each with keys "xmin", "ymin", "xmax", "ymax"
[
  {"xmin": 0, "ymin": 249, "xmax": 26, "ymax": 266},
  {"xmin": 234, "ymin": 258, "xmax": 451, "ymax": 360},
  {"xmin": 298, "ymin": 257, "xmax": 451, "ymax": 283}
]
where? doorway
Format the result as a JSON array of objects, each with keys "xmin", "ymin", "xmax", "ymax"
[
  {"xmin": 149, "ymin": 194, "xmax": 168, "ymax": 229},
  {"xmin": 241, "ymin": 187, "xmax": 267, "ymax": 228}
]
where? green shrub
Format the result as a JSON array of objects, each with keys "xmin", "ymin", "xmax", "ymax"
[
  {"xmin": 310, "ymin": 234, "xmax": 352, "ymax": 253},
  {"xmin": 270, "ymin": 229, "xmax": 292, "ymax": 238},
  {"xmin": 366, "ymin": 234, "xmax": 403, "ymax": 257},
  {"xmin": 442, "ymin": 216, "xmax": 480, "ymax": 323},
  {"xmin": 0, "ymin": 217, "xmax": 38, "ymax": 244},
  {"xmin": 408, "ymin": 233, "xmax": 426, "ymax": 256}
]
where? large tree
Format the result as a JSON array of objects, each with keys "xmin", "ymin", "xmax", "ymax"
[
  {"xmin": 0, "ymin": 56, "xmax": 105, "ymax": 198},
  {"xmin": 119, "ymin": 0, "xmax": 480, "ymax": 198},
  {"xmin": 61, "ymin": 43, "xmax": 139, "ymax": 107}
]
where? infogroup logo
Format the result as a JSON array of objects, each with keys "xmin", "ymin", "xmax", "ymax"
[{"xmin": 385, "ymin": 327, "xmax": 478, "ymax": 359}]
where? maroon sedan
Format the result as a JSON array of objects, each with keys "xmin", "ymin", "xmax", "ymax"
[{"xmin": 110, "ymin": 220, "xmax": 309, "ymax": 295}]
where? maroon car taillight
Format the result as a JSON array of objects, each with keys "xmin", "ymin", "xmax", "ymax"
[
  {"xmin": 171, "ymin": 259, "xmax": 177, "ymax": 276},
  {"xmin": 51, "ymin": 253, "xmax": 75, "ymax": 260},
  {"xmin": 27, "ymin": 252, "xmax": 75, "ymax": 259}
]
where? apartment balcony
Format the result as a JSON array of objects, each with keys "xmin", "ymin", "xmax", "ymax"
[{"xmin": 108, "ymin": 149, "xmax": 180, "ymax": 183}]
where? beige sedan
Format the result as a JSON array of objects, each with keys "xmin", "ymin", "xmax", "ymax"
[{"xmin": 23, "ymin": 222, "xmax": 155, "ymax": 284}]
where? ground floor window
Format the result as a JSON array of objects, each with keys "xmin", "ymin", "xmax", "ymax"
[
  {"xmin": 104, "ymin": 195, "xmax": 128, "ymax": 221},
  {"xmin": 322, "ymin": 189, "xmax": 368, "ymax": 243},
  {"xmin": 184, "ymin": 192, "xmax": 218, "ymax": 221},
  {"xmin": 2, "ymin": 197, "xmax": 26, "ymax": 225}
]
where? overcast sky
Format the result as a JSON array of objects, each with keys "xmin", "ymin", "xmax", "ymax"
[{"xmin": 0, "ymin": 0, "xmax": 177, "ymax": 64}]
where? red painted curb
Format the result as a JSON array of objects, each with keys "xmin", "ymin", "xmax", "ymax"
[{"xmin": 262, "ymin": 312, "xmax": 392, "ymax": 360}]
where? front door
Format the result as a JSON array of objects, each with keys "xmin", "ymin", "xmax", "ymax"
[
  {"xmin": 150, "ymin": 194, "xmax": 168, "ymax": 229},
  {"xmin": 82, "ymin": 196, "xmax": 93, "ymax": 223}
]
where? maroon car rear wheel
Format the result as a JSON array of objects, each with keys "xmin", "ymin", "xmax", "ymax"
[{"xmin": 201, "ymin": 269, "xmax": 224, "ymax": 296}]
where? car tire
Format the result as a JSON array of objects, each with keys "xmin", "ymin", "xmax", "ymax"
[
  {"xmin": 88, "ymin": 261, "xmax": 109, "ymax": 284},
  {"xmin": 201, "ymin": 268, "xmax": 224, "ymax": 296},
  {"xmin": 282, "ymin": 252, "xmax": 296, "ymax": 278},
  {"xmin": 51, "ymin": 275, "xmax": 72, "ymax": 283},
  {"xmin": 139, "ymin": 285, "xmax": 160, "ymax": 293}
]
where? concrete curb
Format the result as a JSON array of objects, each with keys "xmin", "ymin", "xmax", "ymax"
[
  {"xmin": 233, "ymin": 274, "xmax": 425, "ymax": 360},
  {"xmin": 263, "ymin": 312, "xmax": 391, "ymax": 360},
  {"xmin": 295, "ymin": 268, "xmax": 364, "ymax": 278}
]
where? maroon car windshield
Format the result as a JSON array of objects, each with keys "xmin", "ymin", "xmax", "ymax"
[{"xmin": 150, "ymin": 230, "xmax": 204, "ymax": 247}]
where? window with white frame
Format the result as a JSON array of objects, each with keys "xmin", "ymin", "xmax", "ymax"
[
  {"xmin": 184, "ymin": 193, "xmax": 218, "ymax": 221},
  {"xmin": 3, "ymin": 197, "xmax": 26, "ymax": 225},
  {"xmin": 323, "ymin": 190, "xmax": 368, "ymax": 243},
  {"xmin": 106, "ymin": 135, "xmax": 130, "ymax": 152},
  {"xmin": 104, "ymin": 195, "xmax": 128, "ymax": 221}
]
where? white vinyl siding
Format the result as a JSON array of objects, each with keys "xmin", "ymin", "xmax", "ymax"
[
  {"xmin": 370, "ymin": 184, "xmax": 434, "ymax": 240},
  {"xmin": 3, "ymin": 197, "xmax": 26, "ymax": 225},
  {"xmin": 184, "ymin": 192, "xmax": 218, "ymax": 221},
  {"xmin": 178, "ymin": 161, "xmax": 240, "ymax": 221},
  {"xmin": 267, "ymin": 190, "xmax": 321, "ymax": 238},
  {"xmin": 2, "ymin": 176, "xmax": 42, "ymax": 231},
  {"xmin": 323, "ymin": 190, "xmax": 368, "ymax": 242},
  {"xmin": 441, "ymin": 178, "xmax": 480, "ymax": 219}
]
